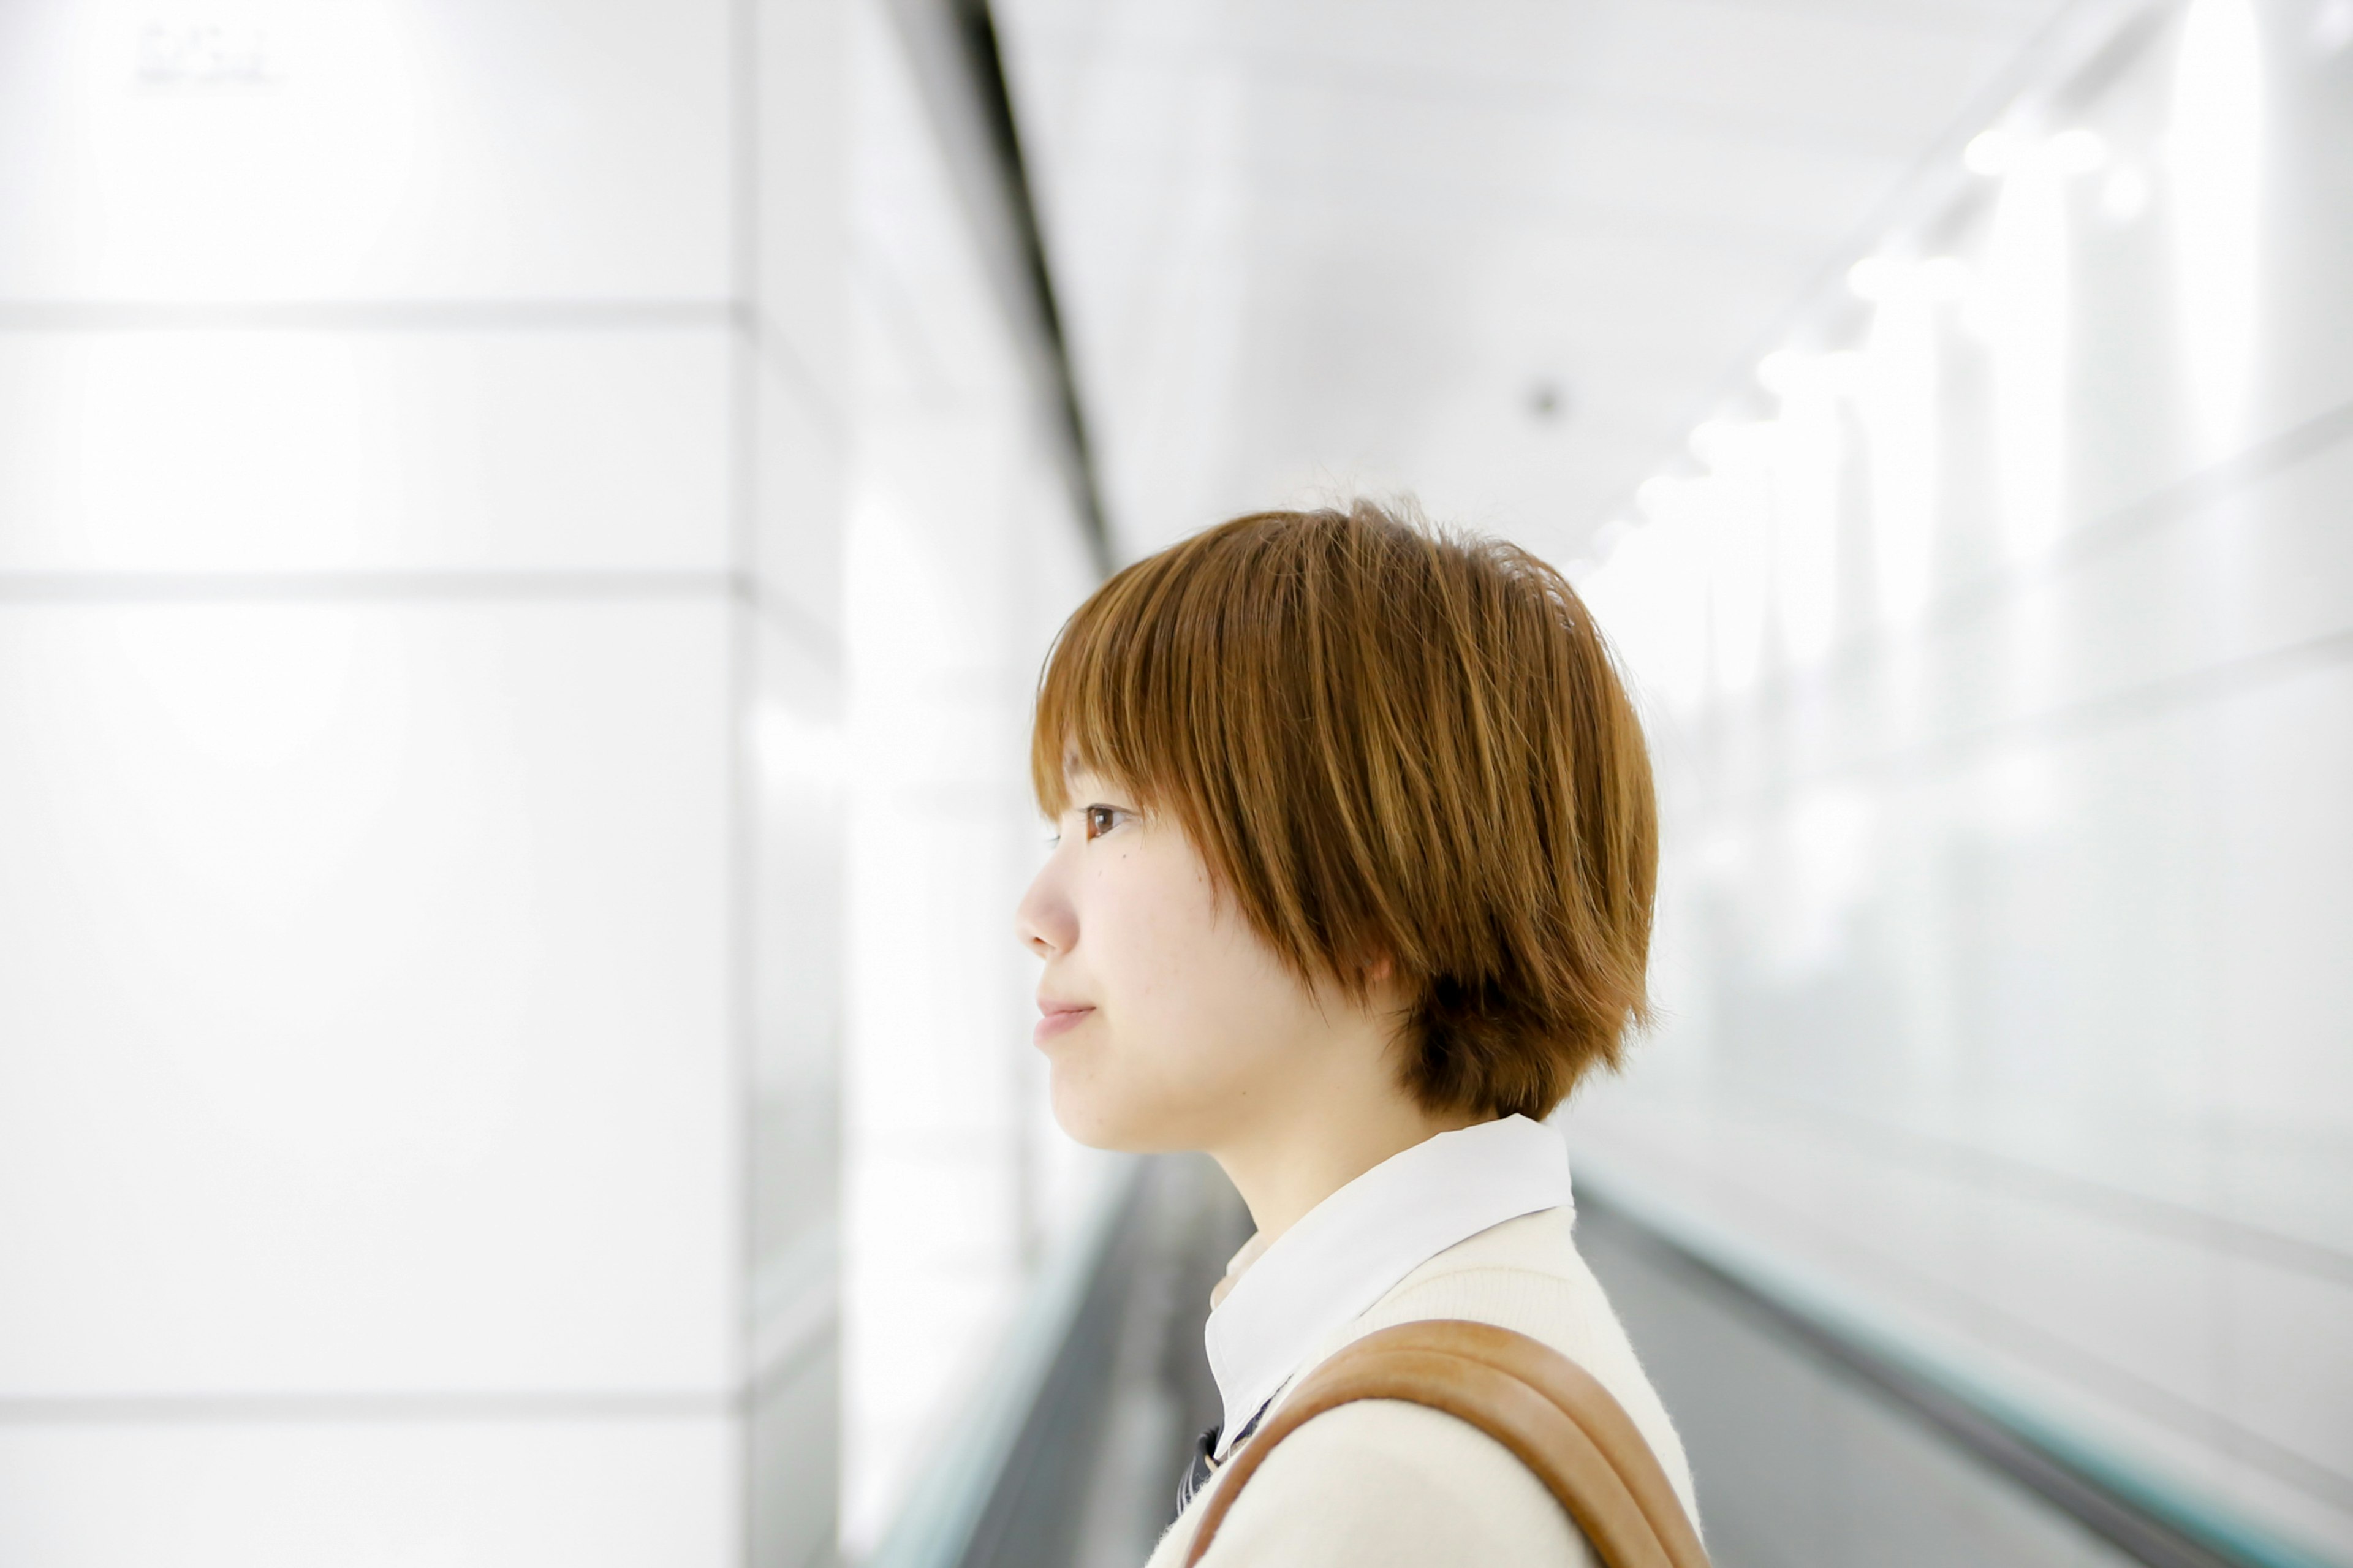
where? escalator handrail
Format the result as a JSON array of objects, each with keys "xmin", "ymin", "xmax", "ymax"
[
  {"xmin": 1572, "ymin": 1157, "xmax": 2343, "ymax": 1568},
  {"xmin": 862, "ymin": 1160, "xmax": 1144, "ymax": 1568}
]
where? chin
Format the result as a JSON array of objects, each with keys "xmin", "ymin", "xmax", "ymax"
[{"xmin": 1047, "ymin": 1069, "xmax": 1176, "ymax": 1153}]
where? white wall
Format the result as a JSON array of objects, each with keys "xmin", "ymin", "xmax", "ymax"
[
  {"xmin": 0, "ymin": 3, "xmax": 849, "ymax": 1564},
  {"xmin": 837, "ymin": 2, "xmax": 1110, "ymax": 1556},
  {"xmin": 1567, "ymin": 0, "xmax": 2353, "ymax": 1556}
]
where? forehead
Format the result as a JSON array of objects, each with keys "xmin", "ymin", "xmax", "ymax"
[{"xmin": 1061, "ymin": 762, "xmax": 1126, "ymax": 798}]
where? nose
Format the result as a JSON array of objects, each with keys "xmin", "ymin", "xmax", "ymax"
[{"xmin": 1015, "ymin": 849, "xmax": 1077, "ymax": 960}]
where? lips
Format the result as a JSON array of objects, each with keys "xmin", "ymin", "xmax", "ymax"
[{"xmin": 1033, "ymin": 999, "xmax": 1095, "ymax": 1045}]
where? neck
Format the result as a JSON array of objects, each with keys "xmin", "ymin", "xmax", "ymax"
[{"xmin": 1209, "ymin": 1045, "xmax": 1487, "ymax": 1245}]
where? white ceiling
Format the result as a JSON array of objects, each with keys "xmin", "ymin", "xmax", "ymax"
[{"xmin": 995, "ymin": 0, "xmax": 2082, "ymax": 562}]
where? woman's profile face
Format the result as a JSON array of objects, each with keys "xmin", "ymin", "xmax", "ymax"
[{"xmin": 1015, "ymin": 769, "xmax": 1343, "ymax": 1153}]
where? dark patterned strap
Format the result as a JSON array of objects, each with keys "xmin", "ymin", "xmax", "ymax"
[
  {"xmin": 1182, "ymin": 1319, "xmax": 1709, "ymax": 1568},
  {"xmin": 1177, "ymin": 1392, "xmax": 1273, "ymax": 1517}
]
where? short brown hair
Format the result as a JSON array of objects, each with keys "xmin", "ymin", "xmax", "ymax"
[{"xmin": 1031, "ymin": 501, "xmax": 1657, "ymax": 1120}]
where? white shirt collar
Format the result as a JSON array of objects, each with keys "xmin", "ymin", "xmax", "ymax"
[{"xmin": 1203, "ymin": 1113, "xmax": 1572, "ymax": 1450}]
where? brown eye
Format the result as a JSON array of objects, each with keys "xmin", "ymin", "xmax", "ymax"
[{"xmin": 1085, "ymin": 805, "xmax": 1118, "ymax": 840}]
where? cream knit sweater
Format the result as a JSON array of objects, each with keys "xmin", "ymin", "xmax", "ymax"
[{"xmin": 1143, "ymin": 1206, "xmax": 1698, "ymax": 1567}]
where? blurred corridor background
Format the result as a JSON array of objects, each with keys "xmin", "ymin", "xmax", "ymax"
[{"xmin": 0, "ymin": 1, "xmax": 2347, "ymax": 1565}]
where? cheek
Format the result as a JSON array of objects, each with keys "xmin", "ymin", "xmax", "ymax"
[
  {"xmin": 1087, "ymin": 864, "xmax": 1306, "ymax": 1091},
  {"xmin": 1044, "ymin": 845, "xmax": 1305, "ymax": 1146},
  {"xmin": 1084, "ymin": 849, "xmax": 1228, "ymax": 1030}
]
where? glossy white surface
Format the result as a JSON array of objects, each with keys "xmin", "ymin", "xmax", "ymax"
[
  {"xmin": 1567, "ymin": 0, "xmax": 2353, "ymax": 1553},
  {"xmin": 749, "ymin": 615, "xmax": 846, "ymax": 1323},
  {"xmin": 754, "ymin": 355, "xmax": 850, "ymax": 643},
  {"xmin": 836, "ymin": 6, "xmax": 1110, "ymax": 1550},
  {"xmin": 0, "ymin": 1, "xmax": 851, "ymax": 1560},
  {"xmin": 754, "ymin": 0, "xmax": 852, "ymax": 399},
  {"xmin": 753, "ymin": 1347, "xmax": 840, "ymax": 1568},
  {"xmin": 0, "ymin": 1415, "xmax": 740, "ymax": 1568},
  {"xmin": 0, "ymin": 0, "xmax": 731, "ymax": 301},
  {"xmin": 0, "ymin": 328, "xmax": 732, "ymax": 572},
  {"xmin": 0, "ymin": 600, "xmax": 737, "ymax": 1395}
]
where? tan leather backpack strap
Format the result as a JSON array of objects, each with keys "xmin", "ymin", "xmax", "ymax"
[{"xmin": 1182, "ymin": 1320, "xmax": 1708, "ymax": 1568}]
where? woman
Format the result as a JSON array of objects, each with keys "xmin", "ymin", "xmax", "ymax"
[{"xmin": 1016, "ymin": 501, "xmax": 1696, "ymax": 1566}]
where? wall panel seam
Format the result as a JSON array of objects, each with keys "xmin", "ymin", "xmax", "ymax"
[
  {"xmin": 0, "ymin": 301, "xmax": 735, "ymax": 333},
  {"xmin": 1700, "ymin": 625, "xmax": 2353, "ymax": 816},
  {"xmin": 1721, "ymin": 1099, "xmax": 2353, "ymax": 1287},
  {"xmin": 1735, "ymin": 392, "xmax": 2353, "ymax": 713},
  {"xmin": 0, "ymin": 1391, "xmax": 749, "ymax": 1424}
]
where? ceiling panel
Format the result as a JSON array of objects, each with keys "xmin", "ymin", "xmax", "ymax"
[{"xmin": 996, "ymin": 0, "xmax": 2080, "ymax": 559}]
